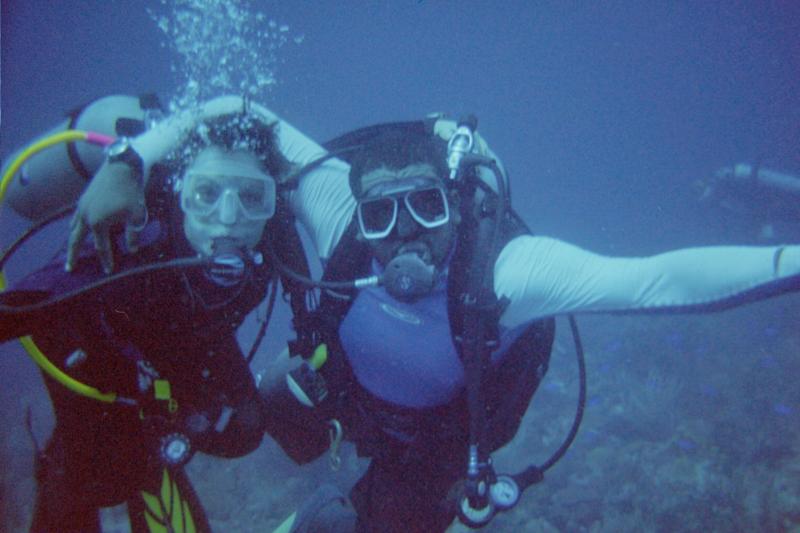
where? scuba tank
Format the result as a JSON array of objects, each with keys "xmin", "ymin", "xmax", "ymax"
[{"xmin": 4, "ymin": 94, "xmax": 159, "ymax": 221}]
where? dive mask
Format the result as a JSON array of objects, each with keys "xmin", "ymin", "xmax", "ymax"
[
  {"xmin": 357, "ymin": 176, "xmax": 449, "ymax": 240},
  {"xmin": 181, "ymin": 172, "xmax": 276, "ymax": 223}
]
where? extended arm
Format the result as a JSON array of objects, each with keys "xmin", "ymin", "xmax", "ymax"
[{"xmin": 496, "ymin": 235, "xmax": 800, "ymax": 329}]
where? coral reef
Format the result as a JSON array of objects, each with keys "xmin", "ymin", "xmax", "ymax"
[{"xmin": 1, "ymin": 300, "xmax": 798, "ymax": 532}]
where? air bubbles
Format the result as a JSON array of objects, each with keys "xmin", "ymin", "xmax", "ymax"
[{"xmin": 147, "ymin": 0, "xmax": 303, "ymax": 111}]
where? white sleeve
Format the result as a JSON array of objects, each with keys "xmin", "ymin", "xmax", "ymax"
[
  {"xmin": 273, "ymin": 117, "xmax": 328, "ymax": 166},
  {"xmin": 287, "ymin": 159, "xmax": 356, "ymax": 260},
  {"xmin": 252, "ymin": 108, "xmax": 356, "ymax": 259},
  {"xmin": 495, "ymin": 235, "xmax": 799, "ymax": 330}
]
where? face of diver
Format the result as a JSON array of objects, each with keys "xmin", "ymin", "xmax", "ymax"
[
  {"xmin": 357, "ymin": 163, "xmax": 459, "ymax": 269},
  {"xmin": 180, "ymin": 147, "xmax": 276, "ymax": 256}
]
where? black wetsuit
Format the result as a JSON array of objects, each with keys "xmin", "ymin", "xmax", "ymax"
[{"xmin": 1, "ymin": 220, "xmax": 272, "ymax": 532}]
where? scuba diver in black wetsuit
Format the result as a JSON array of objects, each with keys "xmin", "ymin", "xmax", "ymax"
[{"xmin": 0, "ymin": 95, "xmax": 311, "ymax": 532}]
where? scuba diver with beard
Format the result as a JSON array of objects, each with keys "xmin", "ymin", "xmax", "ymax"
[
  {"xmin": 255, "ymin": 121, "xmax": 800, "ymax": 533},
  {"xmin": 24, "ymin": 102, "xmax": 800, "ymax": 532},
  {"xmin": 0, "ymin": 95, "xmax": 312, "ymax": 532}
]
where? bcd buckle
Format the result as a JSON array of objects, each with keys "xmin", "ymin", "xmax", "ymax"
[{"xmin": 328, "ymin": 419, "xmax": 343, "ymax": 471}]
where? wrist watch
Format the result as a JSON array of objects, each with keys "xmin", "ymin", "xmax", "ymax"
[{"xmin": 106, "ymin": 137, "xmax": 144, "ymax": 186}]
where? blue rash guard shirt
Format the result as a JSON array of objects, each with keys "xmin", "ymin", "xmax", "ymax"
[{"xmin": 338, "ymin": 259, "xmax": 526, "ymax": 408}]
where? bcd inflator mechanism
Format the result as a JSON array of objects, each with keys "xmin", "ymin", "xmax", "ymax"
[
  {"xmin": 205, "ymin": 238, "xmax": 253, "ymax": 287},
  {"xmin": 139, "ymin": 378, "xmax": 195, "ymax": 467},
  {"xmin": 382, "ymin": 251, "xmax": 436, "ymax": 302},
  {"xmin": 447, "ymin": 115, "xmax": 477, "ymax": 180},
  {"xmin": 286, "ymin": 344, "xmax": 329, "ymax": 407},
  {"xmin": 159, "ymin": 432, "xmax": 192, "ymax": 467}
]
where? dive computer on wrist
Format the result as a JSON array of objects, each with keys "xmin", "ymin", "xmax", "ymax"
[{"xmin": 106, "ymin": 137, "xmax": 144, "ymax": 186}]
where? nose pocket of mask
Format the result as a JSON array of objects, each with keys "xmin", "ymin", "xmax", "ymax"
[
  {"xmin": 181, "ymin": 173, "xmax": 277, "ymax": 222},
  {"xmin": 218, "ymin": 190, "xmax": 239, "ymax": 224}
]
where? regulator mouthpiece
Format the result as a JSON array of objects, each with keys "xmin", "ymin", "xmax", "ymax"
[
  {"xmin": 206, "ymin": 238, "xmax": 247, "ymax": 287},
  {"xmin": 383, "ymin": 252, "xmax": 436, "ymax": 302}
]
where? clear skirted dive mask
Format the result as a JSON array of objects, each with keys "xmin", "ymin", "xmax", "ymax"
[
  {"xmin": 178, "ymin": 171, "xmax": 273, "ymax": 285},
  {"xmin": 181, "ymin": 171, "xmax": 276, "ymax": 223},
  {"xmin": 178, "ymin": 145, "xmax": 277, "ymax": 223},
  {"xmin": 177, "ymin": 148, "xmax": 276, "ymax": 262}
]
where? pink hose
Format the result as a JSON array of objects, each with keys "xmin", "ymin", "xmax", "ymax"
[{"xmin": 85, "ymin": 131, "xmax": 117, "ymax": 146}]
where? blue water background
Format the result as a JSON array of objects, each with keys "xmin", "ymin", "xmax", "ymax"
[{"xmin": 1, "ymin": 2, "xmax": 799, "ymax": 531}]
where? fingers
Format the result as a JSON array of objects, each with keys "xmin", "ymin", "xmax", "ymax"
[
  {"xmin": 473, "ymin": 133, "xmax": 491, "ymax": 156},
  {"xmin": 65, "ymin": 213, "xmax": 89, "ymax": 272},
  {"xmin": 125, "ymin": 202, "xmax": 147, "ymax": 254},
  {"xmin": 199, "ymin": 95, "xmax": 246, "ymax": 120},
  {"xmin": 91, "ymin": 226, "xmax": 114, "ymax": 275},
  {"xmin": 246, "ymin": 100, "xmax": 280, "ymax": 125},
  {"xmin": 125, "ymin": 225, "xmax": 141, "ymax": 254},
  {"xmin": 66, "ymin": 216, "xmax": 130, "ymax": 275},
  {"xmin": 433, "ymin": 118, "xmax": 457, "ymax": 141},
  {"xmin": 65, "ymin": 209, "xmax": 115, "ymax": 274},
  {"xmin": 65, "ymin": 206, "xmax": 146, "ymax": 274}
]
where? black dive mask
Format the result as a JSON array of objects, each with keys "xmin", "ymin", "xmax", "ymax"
[
  {"xmin": 205, "ymin": 238, "xmax": 250, "ymax": 287},
  {"xmin": 382, "ymin": 251, "xmax": 437, "ymax": 302}
]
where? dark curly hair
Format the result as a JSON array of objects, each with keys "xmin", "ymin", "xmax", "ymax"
[
  {"xmin": 348, "ymin": 129, "xmax": 448, "ymax": 199},
  {"xmin": 171, "ymin": 111, "xmax": 292, "ymax": 182}
]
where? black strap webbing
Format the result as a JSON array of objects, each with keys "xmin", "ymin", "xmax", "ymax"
[{"xmin": 66, "ymin": 106, "xmax": 93, "ymax": 182}]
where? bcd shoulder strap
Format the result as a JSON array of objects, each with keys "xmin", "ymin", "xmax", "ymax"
[
  {"xmin": 264, "ymin": 202, "xmax": 319, "ymax": 357},
  {"xmin": 322, "ymin": 120, "xmax": 434, "ymax": 160},
  {"xmin": 447, "ymin": 185, "xmax": 556, "ymax": 452}
]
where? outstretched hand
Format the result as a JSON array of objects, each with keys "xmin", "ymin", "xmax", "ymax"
[{"xmin": 65, "ymin": 161, "xmax": 147, "ymax": 274}]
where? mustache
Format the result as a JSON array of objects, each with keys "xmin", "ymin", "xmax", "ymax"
[{"xmin": 395, "ymin": 241, "xmax": 433, "ymax": 263}]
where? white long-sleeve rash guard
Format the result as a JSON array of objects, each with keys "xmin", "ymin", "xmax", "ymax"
[{"xmin": 276, "ymin": 118, "xmax": 800, "ymax": 330}]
